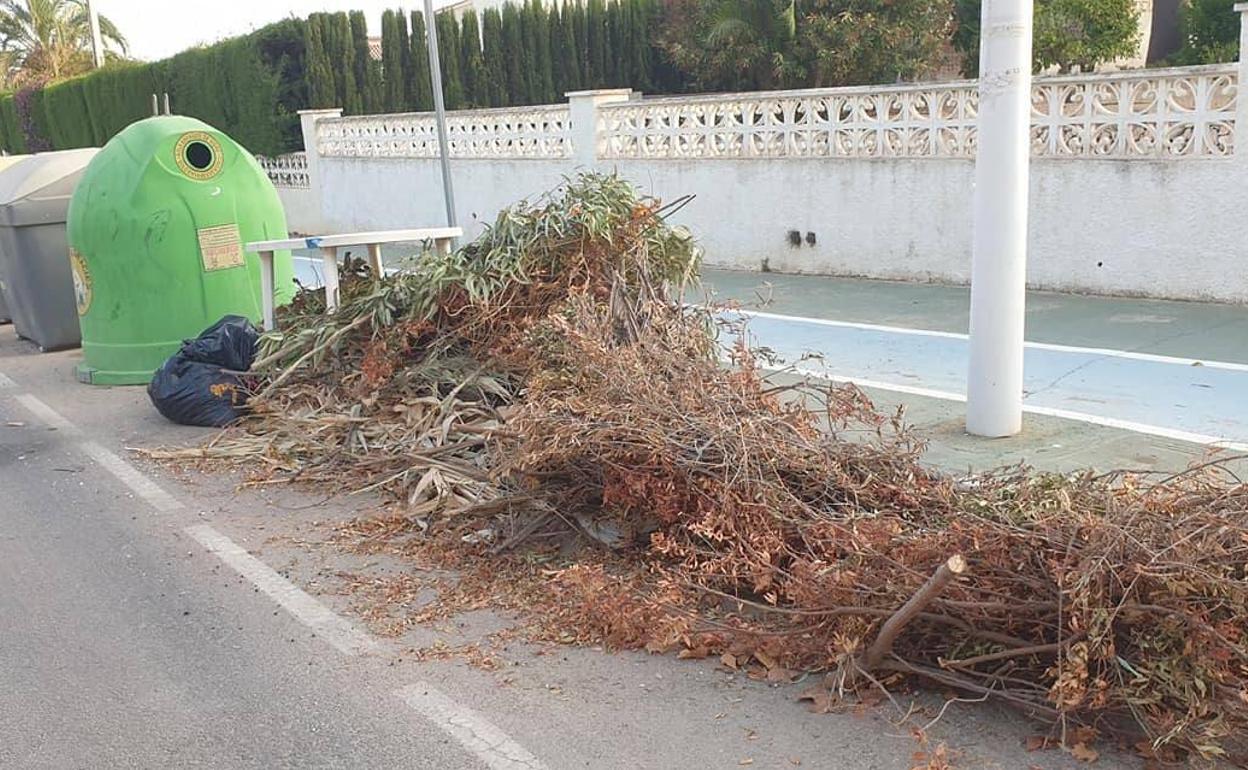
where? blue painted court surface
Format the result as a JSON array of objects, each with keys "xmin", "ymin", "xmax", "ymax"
[{"xmin": 725, "ymin": 311, "xmax": 1248, "ymax": 448}]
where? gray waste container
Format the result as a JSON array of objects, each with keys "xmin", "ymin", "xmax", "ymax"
[
  {"xmin": 0, "ymin": 155, "xmax": 26, "ymax": 324},
  {"xmin": 0, "ymin": 149, "xmax": 98, "ymax": 350}
]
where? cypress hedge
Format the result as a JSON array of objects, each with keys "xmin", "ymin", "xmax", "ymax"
[
  {"xmin": 436, "ymin": 11, "xmax": 466, "ymax": 109},
  {"xmin": 481, "ymin": 8, "xmax": 507, "ymax": 107},
  {"xmin": 0, "ymin": 18, "xmax": 305, "ymax": 156},
  {"xmin": 409, "ymin": 11, "xmax": 434, "ymax": 111},
  {"xmin": 460, "ymin": 11, "xmax": 486, "ymax": 108},
  {"xmin": 352, "ymin": 10, "xmax": 384, "ymax": 113},
  {"xmin": 381, "ymin": 9, "xmax": 406, "ymax": 113},
  {"xmin": 305, "ymin": 14, "xmax": 335, "ymax": 109},
  {"xmin": 0, "ymin": 2, "xmax": 670, "ymax": 155}
]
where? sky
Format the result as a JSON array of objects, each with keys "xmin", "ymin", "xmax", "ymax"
[{"xmin": 95, "ymin": 0, "xmax": 457, "ymax": 62}]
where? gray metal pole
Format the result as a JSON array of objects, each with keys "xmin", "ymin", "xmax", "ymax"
[
  {"xmin": 86, "ymin": 0, "xmax": 105, "ymax": 68},
  {"xmin": 421, "ymin": 0, "xmax": 458, "ymax": 230}
]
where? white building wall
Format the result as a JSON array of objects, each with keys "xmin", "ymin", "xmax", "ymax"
[
  {"xmin": 319, "ymin": 157, "xmax": 572, "ymax": 235},
  {"xmin": 316, "ymin": 155, "xmax": 1243, "ymax": 302},
  {"xmin": 256, "ymin": 151, "xmax": 323, "ymax": 233},
  {"xmin": 298, "ymin": 62, "xmax": 1248, "ymax": 303},
  {"xmin": 272, "ymin": 186, "xmax": 322, "ymax": 234}
]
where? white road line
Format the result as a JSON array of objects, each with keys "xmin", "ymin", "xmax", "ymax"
[
  {"xmin": 14, "ymin": 394, "xmax": 184, "ymax": 510},
  {"xmin": 395, "ymin": 683, "xmax": 548, "ymax": 770},
  {"xmin": 737, "ymin": 309, "xmax": 1248, "ymax": 372},
  {"xmin": 13, "ymin": 393, "xmax": 78, "ymax": 432},
  {"xmin": 0, "ymin": 370, "xmax": 15, "ymax": 389},
  {"xmin": 185, "ymin": 524, "xmax": 385, "ymax": 656},
  {"xmin": 79, "ymin": 440, "xmax": 185, "ymax": 512},
  {"xmin": 785, "ymin": 365, "xmax": 1248, "ymax": 452}
]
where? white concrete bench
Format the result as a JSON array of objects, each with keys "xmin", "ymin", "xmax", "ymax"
[{"xmin": 245, "ymin": 228, "xmax": 462, "ymax": 330}]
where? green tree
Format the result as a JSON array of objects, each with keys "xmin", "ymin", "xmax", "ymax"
[
  {"xmin": 501, "ymin": 2, "xmax": 527, "ymax": 104},
  {"xmin": 661, "ymin": 0, "xmax": 958, "ymax": 90},
  {"xmin": 627, "ymin": 0, "xmax": 653, "ymax": 90},
  {"xmin": 381, "ymin": 9, "xmax": 406, "ymax": 111},
  {"xmin": 953, "ymin": 0, "xmax": 1139, "ymax": 75},
  {"xmin": 396, "ymin": 7, "xmax": 412, "ymax": 108},
  {"xmin": 517, "ymin": 0, "xmax": 537, "ymax": 101},
  {"xmin": 1171, "ymin": 0, "xmax": 1239, "ymax": 65},
  {"xmin": 481, "ymin": 7, "xmax": 506, "ymax": 106},
  {"xmin": 460, "ymin": 10, "xmax": 485, "ymax": 106},
  {"xmin": 409, "ymin": 10, "xmax": 433, "ymax": 110},
  {"xmin": 1034, "ymin": 0, "xmax": 1139, "ymax": 72},
  {"xmin": 436, "ymin": 11, "xmax": 464, "ymax": 109},
  {"xmin": 556, "ymin": 1, "xmax": 582, "ymax": 92},
  {"xmin": 803, "ymin": 0, "xmax": 950, "ymax": 85},
  {"xmin": 330, "ymin": 12, "xmax": 361, "ymax": 114},
  {"xmin": 351, "ymin": 10, "xmax": 383, "ymax": 112},
  {"xmin": 0, "ymin": 0, "xmax": 127, "ymax": 85},
  {"xmin": 586, "ymin": 0, "xmax": 608, "ymax": 86},
  {"xmin": 606, "ymin": 0, "xmax": 624, "ymax": 85},
  {"xmin": 570, "ymin": 1, "xmax": 590, "ymax": 89},
  {"xmin": 304, "ymin": 14, "xmax": 336, "ymax": 108},
  {"xmin": 658, "ymin": 0, "xmax": 801, "ymax": 91},
  {"xmin": 548, "ymin": 2, "xmax": 566, "ymax": 96},
  {"xmin": 532, "ymin": 0, "xmax": 554, "ymax": 101}
]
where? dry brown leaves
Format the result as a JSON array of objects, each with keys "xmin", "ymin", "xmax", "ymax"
[{"xmin": 168, "ymin": 175, "xmax": 1248, "ymax": 763}]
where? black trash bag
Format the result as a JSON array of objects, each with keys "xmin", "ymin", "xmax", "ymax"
[
  {"xmin": 148, "ymin": 356, "xmax": 247, "ymax": 427},
  {"xmin": 147, "ymin": 316, "xmax": 260, "ymax": 427},
  {"xmin": 178, "ymin": 315, "xmax": 258, "ymax": 371}
]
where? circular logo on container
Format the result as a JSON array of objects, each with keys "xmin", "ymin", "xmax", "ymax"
[
  {"xmin": 174, "ymin": 131, "xmax": 225, "ymax": 181},
  {"xmin": 69, "ymin": 248, "xmax": 92, "ymax": 316}
]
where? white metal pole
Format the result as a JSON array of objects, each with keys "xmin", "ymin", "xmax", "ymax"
[
  {"xmin": 422, "ymin": 0, "xmax": 458, "ymax": 230},
  {"xmin": 965, "ymin": 0, "xmax": 1033, "ymax": 438},
  {"xmin": 86, "ymin": 0, "xmax": 105, "ymax": 69}
]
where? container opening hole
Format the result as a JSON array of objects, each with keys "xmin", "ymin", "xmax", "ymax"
[{"xmin": 185, "ymin": 141, "xmax": 214, "ymax": 171}]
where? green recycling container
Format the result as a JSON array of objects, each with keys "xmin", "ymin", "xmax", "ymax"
[{"xmin": 67, "ymin": 116, "xmax": 295, "ymax": 385}]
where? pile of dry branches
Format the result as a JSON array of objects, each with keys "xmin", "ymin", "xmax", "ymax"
[
  {"xmin": 156, "ymin": 173, "xmax": 1248, "ymax": 762},
  {"xmin": 507, "ymin": 294, "xmax": 1248, "ymax": 763}
]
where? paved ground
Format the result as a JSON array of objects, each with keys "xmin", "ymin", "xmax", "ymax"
[
  {"xmin": 704, "ymin": 268, "xmax": 1248, "ymax": 473},
  {"xmin": 0, "ymin": 273, "xmax": 1169, "ymax": 768}
]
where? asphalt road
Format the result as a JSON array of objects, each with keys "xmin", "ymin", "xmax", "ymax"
[
  {"xmin": 0, "ymin": 323, "xmax": 1136, "ymax": 770},
  {"xmin": 0, "ymin": 394, "xmax": 478, "ymax": 768}
]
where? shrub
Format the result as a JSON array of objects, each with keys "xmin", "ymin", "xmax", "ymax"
[
  {"xmin": 953, "ymin": 0, "xmax": 1140, "ymax": 75},
  {"xmin": 1171, "ymin": 0, "xmax": 1239, "ymax": 65}
]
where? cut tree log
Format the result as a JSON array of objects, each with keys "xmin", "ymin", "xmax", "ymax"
[{"xmin": 861, "ymin": 555, "xmax": 967, "ymax": 671}]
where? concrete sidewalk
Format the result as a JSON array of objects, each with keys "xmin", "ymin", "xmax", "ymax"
[{"xmin": 704, "ymin": 268, "xmax": 1248, "ymax": 474}]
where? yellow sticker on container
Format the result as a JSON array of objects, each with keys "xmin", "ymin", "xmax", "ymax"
[
  {"xmin": 197, "ymin": 224, "xmax": 245, "ymax": 271},
  {"xmin": 174, "ymin": 131, "xmax": 224, "ymax": 181},
  {"xmin": 69, "ymin": 248, "xmax": 92, "ymax": 316}
]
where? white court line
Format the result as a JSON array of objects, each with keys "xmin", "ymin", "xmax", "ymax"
[
  {"xmin": 0, "ymin": 370, "xmax": 15, "ymax": 389},
  {"xmin": 79, "ymin": 440, "xmax": 184, "ymax": 512},
  {"xmin": 185, "ymin": 524, "xmax": 384, "ymax": 656},
  {"xmin": 395, "ymin": 683, "xmax": 548, "ymax": 770},
  {"xmin": 13, "ymin": 393, "xmax": 78, "ymax": 432},
  {"xmin": 736, "ymin": 309, "xmax": 1248, "ymax": 373},
  {"xmin": 785, "ymin": 365, "xmax": 1248, "ymax": 452}
]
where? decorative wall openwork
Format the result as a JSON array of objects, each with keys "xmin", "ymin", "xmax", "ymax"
[
  {"xmin": 598, "ymin": 65, "xmax": 1238, "ymax": 160},
  {"xmin": 1030, "ymin": 66, "xmax": 1236, "ymax": 158},
  {"xmin": 599, "ymin": 85, "xmax": 980, "ymax": 159},
  {"xmin": 256, "ymin": 152, "xmax": 310, "ymax": 188},
  {"xmin": 316, "ymin": 106, "xmax": 572, "ymax": 159}
]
